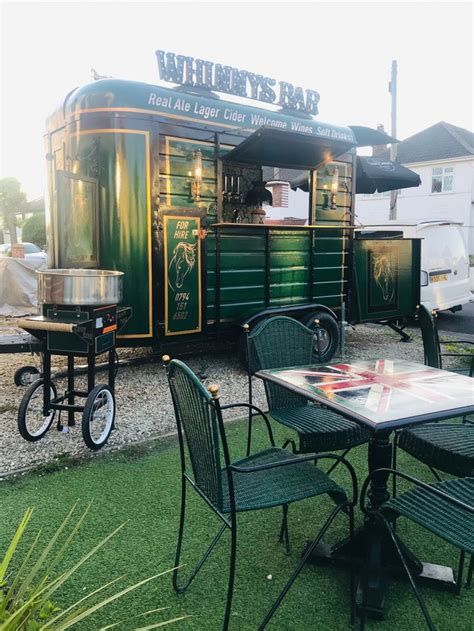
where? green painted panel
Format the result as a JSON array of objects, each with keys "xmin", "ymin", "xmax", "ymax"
[
  {"xmin": 219, "ymin": 270, "xmax": 265, "ymax": 287},
  {"xmin": 271, "ymin": 251, "xmax": 309, "ymax": 267},
  {"xmin": 71, "ymin": 132, "xmax": 151, "ymax": 338},
  {"xmin": 221, "ymin": 286, "xmax": 269, "ymax": 302},
  {"xmin": 219, "ymin": 234, "xmax": 266, "ymax": 253},
  {"xmin": 314, "ymin": 253, "xmax": 344, "ymax": 267},
  {"xmin": 220, "ymin": 301, "xmax": 266, "ymax": 320},
  {"xmin": 269, "ymin": 233, "xmax": 310, "ymax": 251},
  {"xmin": 220, "ymin": 252, "xmax": 266, "ymax": 268},
  {"xmin": 314, "ymin": 267, "xmax": 343, "ymax": 282},
  {"xmin": 269, "ymin": 268, "xmax": 309, "ymax": 284}
]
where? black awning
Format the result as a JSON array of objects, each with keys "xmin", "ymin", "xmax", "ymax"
[
  {"xmin": 356, "ymin": 156, "xmax": 421, "ymax": 193},
  {"xmin": 348, "ymin": 126, "xmax": 399, "ymax": 146},
  {"xmin": 291, "ymin": 156, "xmax": 421, "ymax": 194},
  {"xmin": 222, "ymin": 126, "xmax": 356, "ymax": 170}
]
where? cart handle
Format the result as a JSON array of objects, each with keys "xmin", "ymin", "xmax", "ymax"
[{"xmin": 17, "ymin": 319, "xmax": 75, "ymax": 334}]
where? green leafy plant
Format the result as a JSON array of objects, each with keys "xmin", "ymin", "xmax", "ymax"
[
  {"xmin": 22, "ymin": 213, "xmax": 46, "ymax": 249},
  {"xmin": 0, "ymin": 504, "xmax": 187, "ymax": 630}
]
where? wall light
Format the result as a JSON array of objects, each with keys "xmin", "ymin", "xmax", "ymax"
[{"xmin": 191, "ymin": 149, "xmax": 203, "ymax": 202}]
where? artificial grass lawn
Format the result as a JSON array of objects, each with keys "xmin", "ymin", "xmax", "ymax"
[{"xmin": 1, "ymin": 418, "xmax": 473, "ymax": 630}]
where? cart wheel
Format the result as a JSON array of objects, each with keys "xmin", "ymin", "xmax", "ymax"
[
  {"xmin": 82, "ymin": 385, "xmax": 115, "ymax": 451},
  {"xmin": 18, "ymin": 379, "xmax": 57, "ymax": 441},
  {"xmin": 14, "ymin": 365, "xmax": 40, "ymax": 387},
  {"xmin": 301, "ymin": 312, "xmax": 339, "ymax": 362}
]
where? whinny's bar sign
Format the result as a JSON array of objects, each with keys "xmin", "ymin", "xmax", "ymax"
[{"xmin": 156, "ymin": 50, "xmax": 320, "ymax": 116}]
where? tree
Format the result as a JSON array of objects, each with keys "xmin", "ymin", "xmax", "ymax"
[
  {"xmin": 0, "ymin": 178, "xmax": 27, "ymax": 244},
  {"xmin": 22, "ymin": 212, "xmax": 46, "ymax": 247}
]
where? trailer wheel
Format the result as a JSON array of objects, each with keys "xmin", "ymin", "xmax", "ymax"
[
  {"xmin": 14, "ymin": 365, "xmax": 40, "ymax": 387},
  {"xmin": 82, "ymin": 385, "xmax": 115, "ymax": 451},
  {"xmin": 18, "ymin": 379, "xmax": 57, "ymax": 441},
  {"xmin": 301, "ymin": 312, "xmax": 339, "ymax": 362}
]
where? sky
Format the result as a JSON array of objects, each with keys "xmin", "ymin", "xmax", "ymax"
[{"xmin": 1, "ymin": 0, "xmax": 473, "ymax": 200}]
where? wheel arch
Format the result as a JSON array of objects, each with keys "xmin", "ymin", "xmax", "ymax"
[{"xmin": 240, "ymin": 303, "xmax": 339, "ymax": 329}]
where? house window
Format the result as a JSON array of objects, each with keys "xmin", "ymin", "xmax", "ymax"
[{"xmin": 431, "ymin": 167, "xmax": 454, "ymax": 193}]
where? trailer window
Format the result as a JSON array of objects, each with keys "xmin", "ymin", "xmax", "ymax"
[
  {"xmin": 263, "ymin": 167, "xmax": 310, "ymax": 225},
  {"xmin": 56, "ymin": 171, "xmax": 99, "ymax": 267}
]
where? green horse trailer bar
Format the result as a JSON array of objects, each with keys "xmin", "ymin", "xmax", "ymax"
[{"xmin": 44, "ymin": 66, "xmax": 420, "ymax": 361}]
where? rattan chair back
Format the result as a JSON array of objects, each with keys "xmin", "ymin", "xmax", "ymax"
[
  {"xmin": 167, "ymin": 359, "xmax": 224, "ymax": 509},
  {"xmin": 249, "ymin": 317, "xmax": 314, "ymax": 410}
]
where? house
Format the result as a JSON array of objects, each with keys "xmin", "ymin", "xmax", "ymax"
[{"xmin": 355, "ymin": 122, "xmax": 474, "ymax": 258}]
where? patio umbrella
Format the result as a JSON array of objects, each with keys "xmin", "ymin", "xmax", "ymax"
[{"xmin": 290, "ymin": 156, "xmax": 421, "ymax": 194}]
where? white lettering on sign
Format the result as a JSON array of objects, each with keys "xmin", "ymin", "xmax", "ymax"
[{"xmin": 193, "ymin": 103, "xmax": 220, "ymax": 120}]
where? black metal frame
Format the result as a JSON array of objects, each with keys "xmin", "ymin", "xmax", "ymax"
[
  {"xmin": 165, "ymin": 359, "xmax": 358, "ymax": 630},
  {"xmin": 359, "ymin": 468, "xmax": 474, "ymax": 630}
]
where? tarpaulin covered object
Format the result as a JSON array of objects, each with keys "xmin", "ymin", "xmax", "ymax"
[{"xmin": 0, "ymin": 258, "xmax": 46, "ymax": 316}]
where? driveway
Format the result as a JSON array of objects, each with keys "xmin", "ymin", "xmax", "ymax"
[{"xmin": 436, "ymin": 297, "xmax": 474, "ymax": 336}]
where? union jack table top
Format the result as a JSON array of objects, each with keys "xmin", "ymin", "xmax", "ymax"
[{"xmin": 257, "ymin": 359, "xmax": 474, "ymax": 430}]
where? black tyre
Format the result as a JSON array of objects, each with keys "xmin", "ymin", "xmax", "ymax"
[
  {"xmin": 82, "ymin": 385, "xmax": 115, "ymax": 451},
  {"xmin": 18, "ymin": 379, "xmax": 57, "ymax": 441},
  {"xmin": 14, "ymin": 365, "xmax": 40, "ymax": 387},
  {"xmin": 301, "ymin": 311, "xmax": 339, "ymax": 362}
]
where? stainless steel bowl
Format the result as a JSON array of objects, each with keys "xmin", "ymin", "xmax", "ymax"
[{"xmin": 37, "ymin": 269, "xmax": 124, "ymax": 305}]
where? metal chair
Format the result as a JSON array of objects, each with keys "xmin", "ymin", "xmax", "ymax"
[
  {"xmin": 418, "ymin": 303, "xmax": 473, "ymax": 376},
  {"xmin": 245, "ymin": 316, "xmax": 370, "ymax": 458},
  {"xmin": 359, "ymin": 470, "xmax": 474, "ymax": 630},
  {"xmin": 392, "ymin": 304, "xmax": 474, "ymax": 588},
  {"xmin": 164, "ymin": 356, "xmax": 358, "ymax": 630},
  {"xmin": 393, "ymin": 304, "xmax": 474, "ymax": 487}
]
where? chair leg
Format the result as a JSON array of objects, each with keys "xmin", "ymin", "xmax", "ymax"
[
  {"xmin": 279, "ymin": 504, "xmax": 290, "ymax": 555},
  {"xmin": 466, "ymin": 555, "xmax": 473, "ymax": 589},
  {"xmin": 428, "ymin": 465, "xmax": 442, "ymax": 482},
  {"xmin": 456, "ymin": 550, "xmax": 465, "ymax": 597},
  {"xmin": 349, "ymin": 505, "xmax": 356, "ymax": 629},
  {"xmin": 223, "ymin": 515, "xmax": 238, "ymax": 631},
  {"xmin": 246, "ymin": 412, "xmax": 253, "ymax": 457},
  {"xmin": 258, "ymin": 502, "xmax": 348, "ymax": 630},
  {"xmin": 282, "ymin": 438, "xmax": 297, "ymax": 454},
  {"xmin": 379, "ymin": 515, "xmax": 436, "ymax": 631},
  {"xmin": 173, "ymin": 477, "xmax": 228, "ymax": 593},
  {"xmin": 326, "ymin": 447, "xmax": 351, "ymax": 475}
]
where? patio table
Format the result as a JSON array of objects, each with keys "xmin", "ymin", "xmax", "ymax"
[{"xmin": 256, "ymin": 358, "xmax": 474, "ymax": 619}]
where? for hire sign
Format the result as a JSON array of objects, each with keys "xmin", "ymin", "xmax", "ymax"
[{"xmin": 156, "ymin": 50, "xmax": 320, "ymax": 116}]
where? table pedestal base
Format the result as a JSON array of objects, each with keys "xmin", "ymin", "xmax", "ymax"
[{"xmin": 305, "ymin": 525, "xmax": 456, "ymax": 620}]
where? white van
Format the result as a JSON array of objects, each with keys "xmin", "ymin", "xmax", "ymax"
[{"xmin": 356, "ymin": 221, "xmax": 472, "ymax": 312}]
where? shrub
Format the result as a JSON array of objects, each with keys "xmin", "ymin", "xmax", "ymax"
[{"xmin": 22, "ymin": 214, "xmax": 46, "ymax": 249}]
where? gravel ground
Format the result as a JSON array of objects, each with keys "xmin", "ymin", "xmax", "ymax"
[{"xmin": 0, "ymin": 317, "xmax": 470, "ymax": 477}]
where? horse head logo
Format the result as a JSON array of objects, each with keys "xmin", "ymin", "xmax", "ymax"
[
  {"xmin": 372, "ymin": 253, "xmax": 395, "ymax": 303},
  {"xmin": 168, "ymin": 242, "xmax": 197, "ymax": 291}
]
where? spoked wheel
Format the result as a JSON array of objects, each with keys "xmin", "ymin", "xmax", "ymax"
[
  {"xmin": 14, "ymin": 365, "xmax": 40, "ymax": 387},
  {"xmin": 82, "ymin": 385, "xmax": 115, "ymax": 451},
  {"xmin": 18, "ymin": 379, "xmax": 57, "ymax": 441}
]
